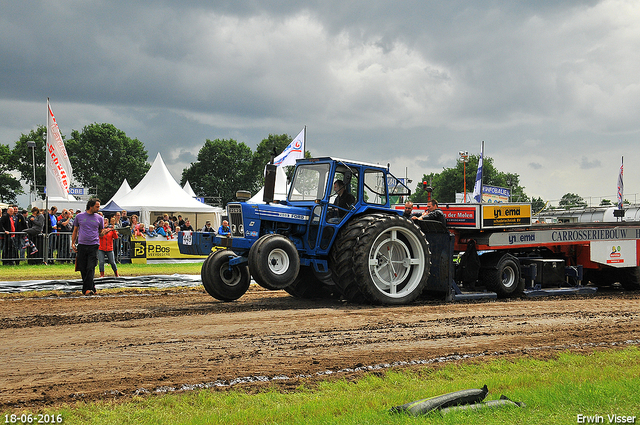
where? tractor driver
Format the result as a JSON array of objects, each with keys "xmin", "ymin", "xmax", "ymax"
[{"xmin": 332, "ymin": 179, "xmax": 355, "ymax": 219}]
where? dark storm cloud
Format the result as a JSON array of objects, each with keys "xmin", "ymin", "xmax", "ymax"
[{"xmin": 1, "ymin": 0, "xmax": 639, "ymax": 205}]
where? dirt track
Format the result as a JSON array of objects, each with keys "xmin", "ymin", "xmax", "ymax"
[{"xmin": 1, "ymin": 285, "xmax": 639, "ymax": 408}]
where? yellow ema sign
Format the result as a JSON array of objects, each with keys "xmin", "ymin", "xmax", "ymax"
[{"xmin": 482, "ymin": 204, "xmax": 531, "ymax": 227}]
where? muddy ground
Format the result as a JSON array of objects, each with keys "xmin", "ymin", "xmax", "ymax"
[{"xmin": 1, "ymin": 285, "xmax": 638, "ymax": 409}]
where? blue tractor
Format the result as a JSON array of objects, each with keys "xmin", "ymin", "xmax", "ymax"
[{"xmin": 178, "ymin": 157, "xmax": 449, "ymax": 305}]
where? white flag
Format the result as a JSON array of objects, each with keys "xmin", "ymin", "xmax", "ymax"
[
  {"xmin": 46, "ymin": 99, "xmax": 73, "ymax": 199},
  {"xmin": 617, "ymin": 157, "xmax": 623, "ymax": 209},
  {"xmin": 273, "ymin": 128, "xmax": 305, "ymax": 167},
  {"xmin": 472, "ymin": 142, "xmax": 484, "ymax": 203}
]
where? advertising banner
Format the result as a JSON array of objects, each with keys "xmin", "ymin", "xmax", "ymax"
[
  {"xmin": 482, "ymin": 185, "xmax": 510, "ymax": 203},
  {"xmin": 482, "ymin": 203, "xmax": 531, "ymax": 227},
  {"xmin": 130, "ymin": 235, "xmax": 211, "ymax": 263},
  {"xmin": 442, "ymin": 205, "xmax": 480, "ymax": 228},
  {"xmin": 590, "ymin": 239, "xmax": 638, "ymax": 268},
  {"xmin": 488, "ymin": 226, "xmax": 640, "ymax": 248}
]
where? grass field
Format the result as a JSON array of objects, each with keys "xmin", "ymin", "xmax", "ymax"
[{"xmin": 3, "ymin": 347, "xmax": 638, "ymax": 425}]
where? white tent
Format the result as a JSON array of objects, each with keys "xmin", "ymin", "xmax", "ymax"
[
  {"xmin": 183, "ymin": 181, "xmax": 197, "ymax": 197},
  {"xmin": 107, "ymin": 179, "xmax": 132, "ymax": 205},
  {"xmin": 248, "ymin": 165, "xmax": 289, "ymax": 204},
  {"xmin": 116, "ymin": 153, "xmax": 224, "ymax": 227}
]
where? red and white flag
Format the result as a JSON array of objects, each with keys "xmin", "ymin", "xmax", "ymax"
[{"xmin": 46, "ymin": 99, "xmax": 73, "ymax": 199}]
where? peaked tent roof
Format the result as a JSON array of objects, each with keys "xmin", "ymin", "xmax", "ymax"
[
  {"xmin": 115, "ymin": 153, "xmax": 222, "ymax": 223},
  {"xmin": 183, "ymin": 181, "xmax": 197, "ymax": 197},
  {"xmin": 249, "ymin": 165, "xmax": 289, "ymax": 204},
  {"xmin": 100, "ymin": 200, "xmax": 124, "ymax": 213},
  {"xmin": 107, "ymin": 179, "xmax": 132, "ymax": 205}
]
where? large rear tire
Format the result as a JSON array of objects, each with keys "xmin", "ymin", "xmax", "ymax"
[
  {"xmin": 202, "ymin": 250, "xmax": 250, "ymax": 301},
  {"xmin": 331, "ymin": 214, "xmax": 430, "ymax": 305},
  {"xmin": 248, "ymin": 234, "xmax": 300, "ymax": 289}
]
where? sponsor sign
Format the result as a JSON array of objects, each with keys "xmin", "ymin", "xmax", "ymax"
[
  {"xmin": 442, "ymin": 205, "xmax": 480, "ymax": 228},
  {"xmin": 130, "ymin": 234, "xmax": 210, "ymax": 262},
  {"xmin": 590, "ymin": 240, "xmax": 638, "ymax": 268},
  {"xmin": 482, "ymin": 204, "xmax": 531, "ymax": 227},
  {"xmin": 69, "ymin": 187, "xmax": 87, "ymax": 196},
  {"xmin": 482, "ymin": 185, "xmax": 510, "ymax": 203},
  {"xmin": 488, "ymin": 226, "xmax": 640, "ymax": 249}
]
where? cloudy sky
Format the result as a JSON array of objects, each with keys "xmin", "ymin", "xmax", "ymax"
[{"xmin": 2, "ymin": 0, "xmax": 639, "ymax": 206}]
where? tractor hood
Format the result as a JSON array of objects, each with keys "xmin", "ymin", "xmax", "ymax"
[{"xmin": 244, "ymin": 202, "xmax": 311, "ymax": 224}]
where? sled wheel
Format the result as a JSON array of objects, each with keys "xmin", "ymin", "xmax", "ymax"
[
  {"xmin": 202, "ymin": 249, "xmax": 250, "ymax": 301},
  {"xmin": 619, "ymin": 267, "xmax": 640, "ymax": 290},
  {"xmin": 481, "ymin": 254, "xmax": 524, "ymax": 297},
  {"xmin": 248, "ymin": 234, "xmax": 300, "ymax": 289}
]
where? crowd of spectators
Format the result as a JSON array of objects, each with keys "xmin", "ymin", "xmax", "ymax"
[
  {"xmin": 1, "ymin": 205, "xmax": 222, "ymax": 265},
  {"xmin": 1, "ymin": 204, "xmax": 84, "ymax": 265}
]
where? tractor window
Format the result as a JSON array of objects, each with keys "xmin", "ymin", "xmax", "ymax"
[
  {"xmin": 363, "ymin": 169, "xmax": 387, "ymax": 205},
  {"xmin": 289, "ymin": 163, "xmax": 331, "ymax": 201}
]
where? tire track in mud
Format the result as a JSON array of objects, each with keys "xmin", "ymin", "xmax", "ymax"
[
  {"xmin": 1, "ymin": 289, "xmax": 637, "ymax": 330},
  {"xmin": 1, "ymin": 289, "xmax": 639, "ymax": 408}
]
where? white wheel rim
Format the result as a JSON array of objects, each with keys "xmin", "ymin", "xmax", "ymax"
[
  {"xmin": 502, "ymin": 266, "xmax": 516, "ymax": 289},
  {"xmin": 268, "ymin": 248, "xmax": 290, "ymax": 275},
  {"xmin": 368, "ymin": 226, "xmax": 425, "ymax": 298}
]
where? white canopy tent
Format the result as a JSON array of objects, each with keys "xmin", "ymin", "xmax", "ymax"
[
  {"xmin": 183, "ymin": 181, "xmax": 197, "ymax": 198},
  {"xmin": 248, "ymin": 165, "xmax": 289, "ymax": 204},
  {"xmin": 115, "ymin": 153, "xmax": 224, "ymax": 228},
  {"xmin": 107, "ymin": 179, "xmax": 132, "ymax": 205}
]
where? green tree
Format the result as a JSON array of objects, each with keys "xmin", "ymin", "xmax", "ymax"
[
  {"xmin": 0, "ymin": 144, "xmax": 23, "ymax": 203},
  {"xmin": 66, "ymin": 123, "xmax": 150, "ymax": 202},
  {"xmin": 600, "ymin": 199, "xmax": 612, "ymax": 206},
  {"xmin": 181, "ymin": 139, "xmax": 256, "ymax": 207},
  {"xmin": 531, "ymin": 196, "xmax": 547, "ymax": 214},
  {"xmin": 559, "ymin": 193, "xmax": 587, "ymax": 209},
  {"xmin": 410, "ymin": 155, "xmax": 528, "ymax": 204},
  {"xmin": 10, "ymin": 125, "xmax": 48, "ymax": 200}
]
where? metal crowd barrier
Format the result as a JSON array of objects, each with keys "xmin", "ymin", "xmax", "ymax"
[{"xmin": 0, "ymin": 232, "xmax": 131, "ymax": 265}]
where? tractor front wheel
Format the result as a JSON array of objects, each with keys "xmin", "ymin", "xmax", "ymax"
[
  {"xmin": 248, "ymin": 234, "xmax": 300, "ymax": 289},
  {"xmin": 201, "ymin": 250, "xmax": 250, "ymax": 301}
]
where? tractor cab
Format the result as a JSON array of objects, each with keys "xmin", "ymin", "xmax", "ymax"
[{"xmin": 287, "ymin": 157, "xmax": 411, "ymax": 256}]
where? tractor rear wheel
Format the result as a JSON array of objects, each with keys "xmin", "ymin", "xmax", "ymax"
[
  {"xmin": 202, "ymin": 249, "xmax": 250, "ymax": 301},
  {"xmin": 330, "ymin": 214, "xmax": 431, "ymax": 305}
]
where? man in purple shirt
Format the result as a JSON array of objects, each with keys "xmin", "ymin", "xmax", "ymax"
[{"xmin": 72, "ymin": 198, "xmax": 107, "ymax": 295}]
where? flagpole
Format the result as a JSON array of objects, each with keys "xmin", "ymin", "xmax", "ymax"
[
  {"xmin": 480, "ymin": 140, "xmax": 484, "ymax": 203},
  {"xmin": 45, "ymin": 98, "xmax": 50, "ymax": 264},
  {"xmin": 46, "ymin": 98, "xmax": 50, "ymax": 211}
]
